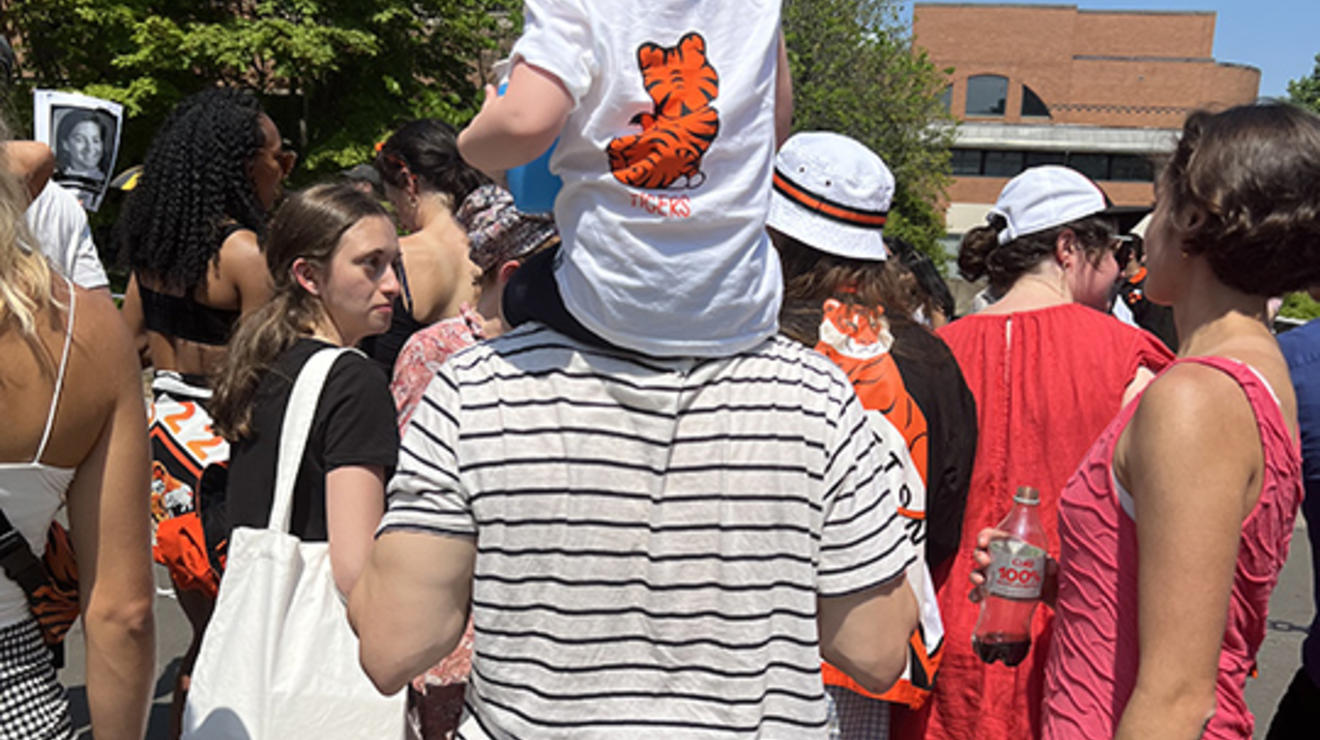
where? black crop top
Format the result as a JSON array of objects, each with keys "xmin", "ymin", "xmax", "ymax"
[
  {"xmin": 139, "ymin": 282, "xmax": 240, "ymax": 346},
  {"xmin": 138, "ymin": 224, "xmax": 249, "ymax": 346}
]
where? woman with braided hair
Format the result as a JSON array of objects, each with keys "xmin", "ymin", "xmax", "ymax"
[{"xmin": 116, "ymin": 86, "xmax": 294, "ymax": 737}]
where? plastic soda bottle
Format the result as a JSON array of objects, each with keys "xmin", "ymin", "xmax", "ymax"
[{"xmin": 972, "ymin": 485, "xmax": 1047, "ymax": 667}]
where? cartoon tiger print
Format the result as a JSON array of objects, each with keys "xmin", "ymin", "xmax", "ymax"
[
  {"xmin": 607, "ymin": 31, "xmax": 720, "ymax": 190},
  {"xmin": 813, "ymin": 297, "xmax": 943, "ymax": 708}
]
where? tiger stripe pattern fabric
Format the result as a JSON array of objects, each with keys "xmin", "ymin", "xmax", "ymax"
[{"xmin": 607, "ymin": 32, "xmax": 720, "ymax": 189}]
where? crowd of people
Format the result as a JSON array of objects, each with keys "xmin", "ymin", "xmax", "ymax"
[{"xmin": 0, "ymin": 4, "xmax": 1319, "ymax": 740}]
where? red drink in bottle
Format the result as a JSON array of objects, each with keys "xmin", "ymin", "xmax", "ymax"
[{"xmin": 973, "ymin": 486, "xmax": 1047, "ymax": 667}]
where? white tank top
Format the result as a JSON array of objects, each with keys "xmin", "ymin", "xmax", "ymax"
[{"xmin": 0, "ymin": 280, "xmax": 77, "ymax": 627}]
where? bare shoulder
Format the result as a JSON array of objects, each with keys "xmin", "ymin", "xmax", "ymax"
[
  {"xmin": 1130, "ymin": 362, "xmax": 1256, "ymax": 440},
  {"xmin": 217, "ymin": 228, "xmax": 263, "ymax": 272},
  {"xmin": 216, "ymin": 228, "xmax": 272, "ymax": 309},
  {"xmin": 69, "ymin": 286, "xmax": 139, "ymax": 387},
  {"xmin": 1119, "ymin": 361, "xmax": 1262, "ymax": 504},
  {"xmin": 33, "ymin": 285, "xmax": 141, "ymax": 466}
]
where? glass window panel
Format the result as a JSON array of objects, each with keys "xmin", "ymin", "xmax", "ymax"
[
  {"xmin": 1110, "ymin": 155, "xmax": 1154, "ymax": 182},
  {"xmin": 938, "ymin": 85, "xmax": 952, "ymax": 112},
  {"xmin": 983, "ymin": 150, "xmax": 1024, "ymax": 177},
  {"xmin": 965, "ymin": 75, "xmax": 1008, "ymax": 117},
  {"xmin": 1068, "ymin": 153, "xmax": 1110, "ymax": 181},
  {"xmin": 1021, "ymin": 85, "xmax": 1050, "ymax": 117},
  {"xmin": 951, "ymin": 149, "xmax": 983, "ymax": 175},
  {"xmin": 1025, "ymin": 151, "xmax": 1066, "ymax": 167}
]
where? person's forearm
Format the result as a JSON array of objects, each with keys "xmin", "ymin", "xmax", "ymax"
[
  {"xmin": 458, "ymin": 99, "xmax": 560, "ymax": 174},
  {"xmin": 457, "ymin": 62, "xmax": 572, "ymax": 175},
  {"xmin": 1116, "ymin": 683, "xmax": 1214, "ymax": 739},
  {"xmin": 83, "ymin": 603, "xmax": 155, "ymax": 739},
  {"xmin": 775, "ymin": 33, "xmax": 793, "ymax": 147},
  {"xmin": 3, "ymin": 141, "xmax": 54, "ymax": 202}
]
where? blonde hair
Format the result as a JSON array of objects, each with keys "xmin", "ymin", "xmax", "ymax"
[{"xmin": 0, "ymin": 119, "xmax": 57, "ymax": 341}]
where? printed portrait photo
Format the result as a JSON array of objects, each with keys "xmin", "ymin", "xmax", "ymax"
[{"xmin": 34, "ymin": 90, "xmax": 124, "ymax": 212}]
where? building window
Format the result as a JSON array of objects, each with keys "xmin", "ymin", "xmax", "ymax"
[
  {"xmin": 1025, "ymin": 151, "xmax": 1066, "ymax": 167},
  {"xmin": 1068, "ymin": 153, "xmax": 1109, "ymax": 181},
  {"xmin": 1021, "ymin": 85, "xmax": 1050, "ymax": 118},
  {"xmin": 938, "ymin": 85, "xmax": 952, "ymax": 113},
  {"xmin": 949, "ymin": 149, "xmax": 1155, "ymax": 183},
  {"xmin": 983, "ymin": 150, "xmax": 1024, "ymax": 177},
  {"xmin": 965, "ymin": 75, "xmax": 1008, "ymax": 117},
  {"xmin": 951, "ymin": 148, "xmax": 983, "ymax": 175},
  {"xmin": 1110, "ymin": 155, "xmax": 1154, "ymax": 182}
]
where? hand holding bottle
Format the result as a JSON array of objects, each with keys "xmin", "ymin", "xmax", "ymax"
[
  {"xmin": 968, "ymin": 486, "xmax": 1055, "ymax": 666},
  {"xmin": 969, "ymin": 527, "xmax": 1059, "ymax": 608}
]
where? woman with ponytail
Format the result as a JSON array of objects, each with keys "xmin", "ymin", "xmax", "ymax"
[
  {"xmin": 212, "ymin": 183, "xmax": 401, "ymax": 598},
  {"xmin": 0, "ymin": 124, "xmax": 154, "ymax": 737},
  {"xmin": 896, "ymin": 166, "xmax": 1173, "ymax": 740}
]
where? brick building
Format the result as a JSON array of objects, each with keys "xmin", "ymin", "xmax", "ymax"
[{"xmin": 914, "ymin": 3, "xmax": 1260, "ymax": 235}]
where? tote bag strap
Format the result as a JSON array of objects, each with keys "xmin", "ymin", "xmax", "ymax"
[{"xmin": 268, "ymin": 347, "xmax": 359, "ymax": 533}]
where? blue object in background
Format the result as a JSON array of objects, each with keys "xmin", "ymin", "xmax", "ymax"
[{"xmin": 498, "ymin": 80, "xmax": 562, "ymax": 214}]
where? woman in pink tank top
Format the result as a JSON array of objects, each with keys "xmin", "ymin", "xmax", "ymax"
[{"xmin": 971, "ymin": 103, "xmax": 1320, "ymax": 738}]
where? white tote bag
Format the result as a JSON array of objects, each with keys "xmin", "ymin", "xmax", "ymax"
[{"xmin": 183, "ymin": 348, "xmax": 406, "ymax": 739}]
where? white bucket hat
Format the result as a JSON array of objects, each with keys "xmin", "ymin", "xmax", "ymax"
[
  {"xmin": 990, "ymin": 165, "xmax": 1148, "ymax": 245},
  {"xmin": 767, "ymin": 131, "xmax": 894, "ymax": 261}
]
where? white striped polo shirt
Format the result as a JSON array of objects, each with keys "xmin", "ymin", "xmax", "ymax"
[{"xmin": 379, "ymin": 324, "xmax": 920, "ymax": 738}]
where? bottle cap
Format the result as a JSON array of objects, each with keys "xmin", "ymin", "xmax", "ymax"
[{"xmin": 1013, "ymin": 486, "xmax": 1040, "ymax": 505}]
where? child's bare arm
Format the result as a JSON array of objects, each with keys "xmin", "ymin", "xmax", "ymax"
[
  {"xmin": 776, "ymin": 33, "xmax": 793, "ymax": 147},
  {"xmin": 458, "ymin": 62, "xmax": 573, "ymax": 175}
]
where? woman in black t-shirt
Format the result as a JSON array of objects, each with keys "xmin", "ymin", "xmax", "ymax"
[{"xmin": 211, "ymin": 183, "xmax": 402, "ymax": 596}]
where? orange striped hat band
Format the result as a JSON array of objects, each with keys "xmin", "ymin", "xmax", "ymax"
[{"xmin": 772, "ymin": 170, "xmax": 888, "ymax": 230}]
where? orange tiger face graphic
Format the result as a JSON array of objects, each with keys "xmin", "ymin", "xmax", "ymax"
[{"xmin": 607, "ymin": 32, "xmax": 720, "ymax": 190}]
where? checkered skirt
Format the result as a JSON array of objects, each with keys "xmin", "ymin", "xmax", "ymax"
[
  {"xmin": 825, "ymin": 683, "xmax": 890, "ymax": 740},
  {"xmin": 0, "ymin": 618, "xmax": 70, "ymax": 739}
]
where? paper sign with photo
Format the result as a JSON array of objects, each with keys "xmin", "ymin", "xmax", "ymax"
[{"xmin": 34, "ymin": 90, "xmax": 124, "ymax": 212}]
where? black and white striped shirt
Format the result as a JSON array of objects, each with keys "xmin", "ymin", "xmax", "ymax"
[{"xmin": 380, "ymin": 325, "xmax": 919, "ymax": 738}]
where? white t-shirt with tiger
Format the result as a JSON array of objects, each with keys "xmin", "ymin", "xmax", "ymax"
[{"xmin": 511, "ymin": 0, "xmax": 784, "ymax": 357}]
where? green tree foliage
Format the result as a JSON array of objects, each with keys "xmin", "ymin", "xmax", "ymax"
[
  {"xmin": 3, "ymin": 0, "xmax": 516, "ymax": 178},
  {"xmin": 1277, "ymin": 54, "xmax": 1320, "ymax": 321},
  {"xmin": 1280, "ymin": 291, "xmax": 1320, "ymax": 322},
  {"xmin": 781, "ymin": 0, "xmax": 955, "ymax": 262},
  {"xmin": 1288, "ymin": 53, "xmax": 1320, "ymax": 114}
]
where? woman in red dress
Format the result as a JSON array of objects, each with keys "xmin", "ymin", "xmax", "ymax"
[{"xmin": 893, "ymin": 166, "xmax": 1173, "ymax": 740}]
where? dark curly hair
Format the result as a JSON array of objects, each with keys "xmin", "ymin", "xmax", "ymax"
[
  {"xmin": 374, "ymin": 119, "xmax": 490, "ymax": 208},
  {"xmin": 1159, "ymin": 103, "xmax": 1320, "ymax": 296},
  {"xmin": 957, "ymin": 213, "xmax": 1116, "ymax": 296},
  {"xmin": 116, "ymin": 87, "xmax": 268, "ymax": 294}
]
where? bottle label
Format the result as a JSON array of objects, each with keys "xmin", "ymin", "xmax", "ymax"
[{"xmin": 986, "ymin": 538, "xmax": 1046, "ymax": 600}]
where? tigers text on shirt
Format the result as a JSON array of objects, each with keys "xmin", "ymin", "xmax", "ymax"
[
  {"xmin": 379, "ymin": 325, "xmax": 918, "ymax": 738},
  {"xmin": 511, "ymin": 1, "xmax": 785, "ymax": 357}
]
